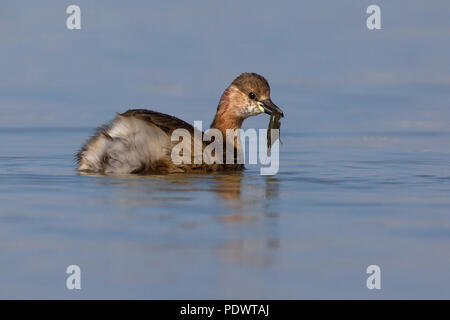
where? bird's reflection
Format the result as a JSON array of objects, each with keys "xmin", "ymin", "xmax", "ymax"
[
  {"xmin": 211, "ymin": 173, "xmax": 281, "ymax": 268},
  {"xmin": 212, "ymin": 173, "xmax": 280, "ymax": 213},
  {"xmin": 91, "ymin": 172, "xmax": 280, "ymax": 216},
  {"xmin": 91, "ymin": 172, "xmax": 281, "ymax": 267},
  {"xmin": 212, "ymin": 173, "xmax": 244, "ymax": 210}
]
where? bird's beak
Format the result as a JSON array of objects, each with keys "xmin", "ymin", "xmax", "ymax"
[{"xmin": 258, "ymin": 99, "xmax": 284, "ymax": 117}]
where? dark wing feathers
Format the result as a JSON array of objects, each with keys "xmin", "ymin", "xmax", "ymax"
[{"xmin": 120, "ymin": 109, "xmax": 195, "ymax": 135}]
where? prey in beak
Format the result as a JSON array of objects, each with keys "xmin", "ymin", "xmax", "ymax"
[
  {"xmin": 257, "ymin": 99, "xmax": 284, "ymax": 153},
  {"xmin": 258, "ymin": 99, "xmax": 284, "ymax": 118}
]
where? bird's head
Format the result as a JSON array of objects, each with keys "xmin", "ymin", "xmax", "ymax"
[
  {"xmin": 230, "ymin": 72, "xmax": 283, "ymax": 118},
  {"xmin": 212, "ymin": 73, "xmax": 284, "ymax": 130}
]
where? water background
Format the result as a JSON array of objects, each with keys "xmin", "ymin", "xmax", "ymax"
[{"xmin": 0, "ymin": 1, "xmax": 449, "ymax": 298}]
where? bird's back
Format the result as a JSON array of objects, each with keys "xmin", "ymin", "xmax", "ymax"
[{"xmin": 76, "ymin": 109, "xmax": 239, "ymax": 175}]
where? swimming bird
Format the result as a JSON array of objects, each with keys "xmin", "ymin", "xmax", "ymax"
[{"xmin": 76, "ymin": 72, "xmax": 283, "ymax": 175}]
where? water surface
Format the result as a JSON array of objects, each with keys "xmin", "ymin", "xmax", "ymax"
[
  {"xmin": 0, "ymin": 126, "xmax": 449, "ymax": 299},
  {"xmin": 1, "ymin": 0, "xmax": 450, "ymax": 299}
]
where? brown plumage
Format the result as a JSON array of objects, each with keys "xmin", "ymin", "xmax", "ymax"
[{"xmin": 76, "ymin": 72, "xmax": 283, "ymax": 175}]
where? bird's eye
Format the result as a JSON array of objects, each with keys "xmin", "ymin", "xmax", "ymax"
[{"xmin": 248, "ymin": 92, "xmax": 256, "ymax": 100}]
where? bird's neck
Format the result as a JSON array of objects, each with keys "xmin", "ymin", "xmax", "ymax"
[
  {"xmin": 209, "ymin": 86, "xmax": 244, "ymax": 161},
  {"xmin": 210, "ymin": 86, "xmax": 244, "ymax": 136}
]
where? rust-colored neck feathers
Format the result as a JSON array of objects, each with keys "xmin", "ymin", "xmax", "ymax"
[
  {"xmin": 209, "ymin": 85, "xmax": 245, "ymax": 164},
  {"xmin": 210, "ymin": 85, "xmax": 244, "ymax": 135}
]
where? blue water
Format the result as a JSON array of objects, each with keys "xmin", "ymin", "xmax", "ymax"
[
  {"xmin": 0, "ymin": 125, "xmax": 449, "ymax": 299},
  {"xmin": 1, "ymin": 0, "xmax": 450, "ymax": 299}
]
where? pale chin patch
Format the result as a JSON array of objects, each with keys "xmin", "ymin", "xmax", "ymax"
[{"xmin": 240, "ymin": 102, "xmax": 263, "ymax": 118}]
